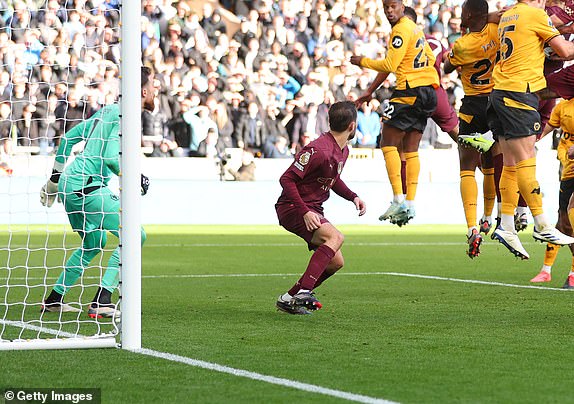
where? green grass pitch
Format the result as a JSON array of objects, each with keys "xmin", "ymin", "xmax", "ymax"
[{"xmin": 1, "ymin": 225, "xmax": 573, "ymax": 403}]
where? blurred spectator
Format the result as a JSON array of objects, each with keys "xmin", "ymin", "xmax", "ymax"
[
  {"xmin": 184, "ymin": 104, "xmax": 217, "ymax": 156},
  {"xmin": 234, "ymin": 101, "xmax": 266, "ymax": 153},
  {"xmin": 16, "ymin": 103, "xmax": 38, "ymax": 148},
  {"xmin": 197, "ymin": 127, "xmax": 225, "ymax": 158},
  {"xmin": 263, "ymin": 135, "xmax": 291, "ymax": 158},
  {"xmin": 356, "ymin": 100, "xmax": 381, "ymax": 148},
  {"xmin": 142, "ymin": 97, "xmax": 182, "ymax": 157}
]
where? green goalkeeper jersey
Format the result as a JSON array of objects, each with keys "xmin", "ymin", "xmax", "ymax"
[{"xmin": 56, "ymin": 104, "xmax": 121, "ymax": 188}]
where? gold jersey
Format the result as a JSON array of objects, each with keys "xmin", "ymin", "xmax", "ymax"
[
  {"xmin": 551, "ymin": 99, "xmax": 574, "ymax": 180},
  {"xmin": 447, "ymin": 23, "xmax": 499, "ymax": 96},
  {"xmin": 493, "ymin": 3, "xmax": 560, "ymax": 93},
  {"xmin": 360, "ymin": 17, "xmax": 439, "ymax": 90}
]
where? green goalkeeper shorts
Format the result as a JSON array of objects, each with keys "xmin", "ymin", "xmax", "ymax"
[{"xmin": 60, "ymin": 184, "xmax": 120, "ymax": 237}]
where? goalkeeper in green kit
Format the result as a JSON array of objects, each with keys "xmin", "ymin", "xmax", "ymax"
[{"xmin": 39, "ymin": 66, "xmax": 155, "ymax": 318}]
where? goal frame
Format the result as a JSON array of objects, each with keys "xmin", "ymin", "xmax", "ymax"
[{"xmin": 0, "ymin": 0, "xmax": 142, "ymax": 351}]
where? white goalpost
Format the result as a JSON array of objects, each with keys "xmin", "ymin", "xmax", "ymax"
[{"xmin": 0, "ymin": 0, "xmax": 141, "ymax": 350}]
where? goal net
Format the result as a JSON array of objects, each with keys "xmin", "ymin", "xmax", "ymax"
[{"xmin": 0, "ymin": 0, "xmax": 141, "ymax": 350}]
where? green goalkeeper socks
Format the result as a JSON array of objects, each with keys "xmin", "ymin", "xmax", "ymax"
[{"xmin": 101, "ymin": 247, "xmax": 120, "ymax": 293}]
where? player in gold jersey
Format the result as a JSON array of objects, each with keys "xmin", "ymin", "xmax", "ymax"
[
  {"xmin": 488, "ymin": 0, "xmax": 574, "ymax": 259},
  {"xmin": 530, "ymin": 99, "xmax": 574, "ymax": 288},
  {"xmin": 444, "ymin": 0, "xmax": 499, "ymax": 258},
  {"xmin": 350, "ymin": 0, "xmax": 439, "ymax": 226}
]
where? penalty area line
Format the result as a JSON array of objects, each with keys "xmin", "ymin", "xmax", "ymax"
[{"xmin": 131, "ymin": 347, "xmax": 397, "ymax": 404}]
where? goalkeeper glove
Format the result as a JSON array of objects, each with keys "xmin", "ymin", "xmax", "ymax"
[
  {"xmin": 40, "ymin": 161, "xmax": 64, "ymax": 207},
  {"xmin": 40, "ymin": 180, "xmax": 59, "ymax": 207},
  {"xmin": 141, "ymin": 174, "xmax": 150, "ymax": 196}
]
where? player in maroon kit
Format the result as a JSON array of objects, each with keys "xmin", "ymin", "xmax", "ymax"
[
  {"xmin": 544, "ymin": 0, "xmax": 574, "ymax": 102},
  {"xmin": 275, "ymin": 101, "xmax": 367, "ymax": 315}
]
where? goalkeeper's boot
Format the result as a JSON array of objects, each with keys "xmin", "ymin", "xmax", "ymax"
[
  {"xmin": 88, "ymin": 302, "xmax": 120, "ymax": 319},
  {"xmin": 89, "ymin": 287, "xmax": 120, "ymax": 319},
  {"xmin": 276, "ymin": 295, "xmax": 311, "ymax": 315},
  {"xmin": 467, "ymin": 228, "xmax": 483, "ymax": 259},
  {"xmin": 379, "ymin": 201, "xmax": 407, "ymax": 222},
  {"xmin": 532, "ymin": 225, "xmax": 574, "ymax": 246},
  {"xmin": 514, "ymin": 212, "xmax": 528, "ymax": 232},
  {"xmin": 41, "ymin": 302, "xmax": 82, "ymax": 313},
  {"xmin": 562, "ymin": 274, "xmax": 574, "ymax": 289},
  {"xmin": 492, "ymin": 227, "xmax": 529, "ymax": 260},
  {"xmin": 479, "ymin": 216, "xmax": 492, "ymax": 235},
  {"xmin": 292, "ymin": 290, "xmax": 322, "ymax": 311},
  {"xmin": 41, "ymin": 290, "xmax": 82, "ymax": 313},
  {"xmin": 530, "ymin": 270, "xmax": 551, "ymax": 283},
  {"xmin": 458, "ymin": 132, "xmax": 494, "ymax": 153}
]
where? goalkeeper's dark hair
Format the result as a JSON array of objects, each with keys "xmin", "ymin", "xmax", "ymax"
[
  {"xmin": 141, "ymin": 66, "xmax": 153, "ymax": 88},
  {"xmin": 404, "ymin": 6, "xmax": 417, "ymax": 22},
  {"xmin": 328, "ymin": 101, "xmax": 357, "ymax": 132},
  {"xmin": 464, "ymin": 0, "xmax": 488, "ymax": 16}
]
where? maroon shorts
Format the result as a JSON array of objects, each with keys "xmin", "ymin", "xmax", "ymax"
[
  {"xmin": 547, "ymin": 65, "xmax": 574, "ymax": 100},
  {"xmin": 432, "ymin": 86, "xmax": 458, "ymax": 134},
  {"xmin": 276, "ymin": 204, "xmax": 329, "ymax": 250}
]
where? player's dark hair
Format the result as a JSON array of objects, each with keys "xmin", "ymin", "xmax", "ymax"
[
  {"xmin": 328, "ymin": 101, "xmax": 357, "ymax": 132},
  {"xmin": 464, "ymin": 0, "xmax": 488, "ymax": 16},
  {"xmin": 404, "ymin": 6, "xmax": 417, "ymax": 22},
  {"xmin": 141, "ymin": 66, "xmax": 153, "ymax": 88}
]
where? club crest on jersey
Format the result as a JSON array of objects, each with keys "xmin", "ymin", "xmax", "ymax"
[
  {"xmin": 337, "ymin": 161, "xmax": 343, "ymax": 174},
  {"xmin": 294, "ymin": 151, "xmax": 311, "ymax": 171},
  {"xmin": 391, "ymin": 36, "xmax": 403, "ymax": 48}
]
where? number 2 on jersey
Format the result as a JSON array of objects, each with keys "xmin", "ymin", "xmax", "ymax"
[
  {"xmin": 470, "ymin": 59, "xmax": 492, "ymax": 85},
  {"xmin": 413, "ymin": 38, "xmax": 429, "ymax": 69}
]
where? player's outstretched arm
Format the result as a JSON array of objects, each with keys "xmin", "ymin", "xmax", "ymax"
[{"xmin": 355, "ymin": 72, "xmax": 390, "ymax": 108}]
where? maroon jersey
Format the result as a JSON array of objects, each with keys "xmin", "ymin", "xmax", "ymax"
[
  {"xmin": 546, "ymin": 0, "xmax": 574, "ymax": 26},
  {"xmin": 276, "ymin": 132, "xmax": 355, "ymax": 215},
  {"xmin": 544, "ymin": 2, "xmax": 574, "ymax": 74},
  {"xmin": 426, "ymin": 35, "xmax": 443, "ymax": 79}
]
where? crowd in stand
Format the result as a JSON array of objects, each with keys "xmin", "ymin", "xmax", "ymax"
[{"xmin": 0, "ymin": 0, "xmax": 509, "ymax": 165}]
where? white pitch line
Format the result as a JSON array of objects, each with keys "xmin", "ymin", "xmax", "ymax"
[
  {"xmin": 0, "ymin": 320, "xmax": 395, "ymax": 403},
  {"xmin": 132, "ymin": 348, "xmax": 396, "ymax": 404},
  {"xmin": 363, "ymin": 272, "xmax": 572, "ymax": 291},
  {"xmin": 0, "ymin": 319, "xmax": 77, "ymax": 338},
  {"xmin": 3, "ymin": 271, "xmax": 569, "ymax": 291}
]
